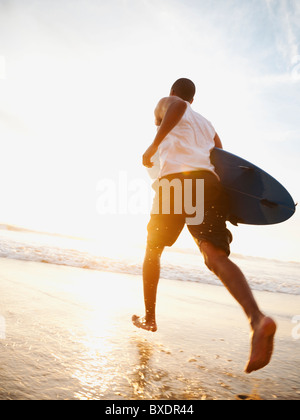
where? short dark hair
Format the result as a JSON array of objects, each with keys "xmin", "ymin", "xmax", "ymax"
[{"xmin": 171, "ymin": 78, "xmax": 196, "ymax": 102}]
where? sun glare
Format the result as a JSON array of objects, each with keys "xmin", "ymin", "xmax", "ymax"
[{"xmin": 0, "ymin": 0, "xmax": 298, "ymax": 261}]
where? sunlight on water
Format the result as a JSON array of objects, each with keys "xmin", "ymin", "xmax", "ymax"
[
  {"xmin": 71, "ymin": 330, "xmax": 115, "ymax": 400},
  {"xmin": 64, "ymin": 272, "xmax": 136, "ymax": 400}
]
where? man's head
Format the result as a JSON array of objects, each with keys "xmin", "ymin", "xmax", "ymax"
[{"xmin": 170, "ymin": 78, "xmax": 196, "ymax": 103}]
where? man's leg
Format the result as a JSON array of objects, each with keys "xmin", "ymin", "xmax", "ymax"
[
  {"xmin": 132, "ymin": 245, "xmax": 164, "ymax": 332},
  {"xmin": 200, "ymin": 240, "xmax": 277, "ymax": 374}
]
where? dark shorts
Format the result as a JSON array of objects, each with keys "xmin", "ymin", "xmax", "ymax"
[{"xmin": 147, "ymin": 170, "xmax": 233, "ymax": 256}]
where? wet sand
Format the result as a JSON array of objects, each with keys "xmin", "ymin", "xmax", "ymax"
[{"xmin": 0, "ymin": 257, "xmax": 299, "ymax": 400}]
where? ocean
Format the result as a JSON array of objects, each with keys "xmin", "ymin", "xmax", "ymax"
[{"xmin": 0, "ymin": 226, "xmax": 299, "ymax": 296}]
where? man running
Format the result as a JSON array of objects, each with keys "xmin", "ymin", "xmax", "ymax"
[{"xmin": 132, "ymin": 78, "xmax": 276, "ymax": 373}]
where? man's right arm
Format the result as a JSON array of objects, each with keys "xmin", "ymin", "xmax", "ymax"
[
  {"xmin": 143, "ymin": 97, "xmax": 187, "ymax": 168},
  {"xmin": 152, "ymin": 98, "xmax": 187, "ymax": 148}
]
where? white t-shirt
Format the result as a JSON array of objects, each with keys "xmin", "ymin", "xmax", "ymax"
[{"xmin": 157, "ymin": 102, "xmax": 218, "ymax": 179}]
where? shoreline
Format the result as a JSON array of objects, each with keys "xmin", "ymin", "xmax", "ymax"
[
  {"xmin": 0, "ymin": 257, "xmax": 299, "ymax": 400},
  {"xmin": 0, "ymin": 228, "xmax": 299, "ymax": 296}
]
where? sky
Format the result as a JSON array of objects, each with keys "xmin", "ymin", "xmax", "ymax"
[{"xmin": 0, "ymin": 0, "xmax": 299, "ymax": 261}]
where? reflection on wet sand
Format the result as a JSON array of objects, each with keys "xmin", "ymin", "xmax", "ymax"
[
  {"xmin": 128, "ymin": 337, "xmax": 168, "ymax": 399},
  {"xmin": 126, "ymin": 336, "xmax": 266, "ymax": 401},
  {"xmin": 128, "ymin": 337, "xmax": 213, "ymax": 400}
]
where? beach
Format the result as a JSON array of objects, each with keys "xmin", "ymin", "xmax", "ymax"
[{"xmin": 0, "ymin": 256, "xmax": 299, "ymax": 400}]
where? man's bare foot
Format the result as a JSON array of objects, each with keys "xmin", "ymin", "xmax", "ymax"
[
  {"xmin": 245, "ymin": 316, "xmax": 277, "ymax": 374},
  {"xmin": 132, "ymin": 315, "xmax": 157, "ymax": 332}
]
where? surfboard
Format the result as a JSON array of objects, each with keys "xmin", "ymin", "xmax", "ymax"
[{"xmin": 210, "ymin": 148, "xmax": 296, "ymax": 226}]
